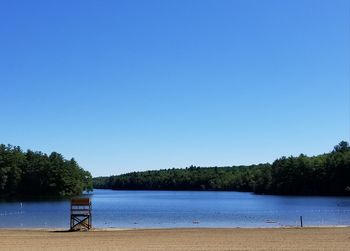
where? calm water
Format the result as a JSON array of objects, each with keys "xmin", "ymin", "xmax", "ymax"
[{"xmin": 1, "ymin": 189, "xmax": 350, "ymax": 228}]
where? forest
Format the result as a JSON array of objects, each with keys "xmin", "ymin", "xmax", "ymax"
[
  {"xmin": 0, "ymin": 144, "xmax": 93, "ymax": 198},
  {"xmin": 93, "ymin": 141, "xmax": 350, "ymax": 195}
]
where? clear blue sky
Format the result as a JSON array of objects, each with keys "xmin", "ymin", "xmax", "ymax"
[{"xmin": 0, "ymin": 0, "xmax": 349, "ymax": 177}]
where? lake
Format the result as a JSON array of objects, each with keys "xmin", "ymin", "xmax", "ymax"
[{"xmin": 1, "ymin": 189, "xmax": 350, "ymax": 228}]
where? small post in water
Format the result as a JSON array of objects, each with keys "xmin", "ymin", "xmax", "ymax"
[{"xmin": 300, "ymin": 216, "xmax": 303, "ymax": 228}]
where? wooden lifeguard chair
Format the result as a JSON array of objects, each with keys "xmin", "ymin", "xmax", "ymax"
[{"xmin": 70, "ymin": 198, "xmax": 92, "ymax": 230}]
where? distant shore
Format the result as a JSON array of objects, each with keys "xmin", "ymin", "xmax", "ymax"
[{"xmin": 1, "ymin": 227, "xmax": 349, "ymax": 251}]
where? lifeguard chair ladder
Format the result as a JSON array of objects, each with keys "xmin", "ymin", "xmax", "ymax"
[{"xmin": 70, "ymin": 198, "xmax": 92, "ymax": 230}]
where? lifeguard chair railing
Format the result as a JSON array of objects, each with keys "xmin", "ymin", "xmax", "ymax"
[{"xmin": 70, "ymin": 198, "xmax": 92, "ymax": 230}]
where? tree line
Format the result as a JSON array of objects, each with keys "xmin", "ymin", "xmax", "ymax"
[
  {"xmin": 93, "ymin": 141, "xmax": 350, "ymax": 195},
  {"xmin": 0, "ymin": 144, "xmax": 93, "ymax": 198}
]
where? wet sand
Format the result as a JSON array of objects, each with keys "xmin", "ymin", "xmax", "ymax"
[{"xmin": 0, "ymin": 227, "xmax": 349, "ymax": 251}]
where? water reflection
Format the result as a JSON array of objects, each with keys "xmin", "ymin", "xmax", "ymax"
[{"xmin": 0, "ymin": 189, "xmax": 350, "ymax": 228}]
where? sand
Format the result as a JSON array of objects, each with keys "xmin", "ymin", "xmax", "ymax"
[{"xmin": 0, "ymin": 227, "xmax": 349, "ymax": 251}]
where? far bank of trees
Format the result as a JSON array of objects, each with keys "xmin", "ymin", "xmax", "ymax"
[
  {"xmin": 0, "ymin": 144, "xmax": 93, "ymax": 198},
  {"xmin": 93, "ymin": 141, "xmax": 350, "ymax": 195}
]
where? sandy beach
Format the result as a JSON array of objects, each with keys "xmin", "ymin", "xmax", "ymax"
[{"xmin": 0, "ymin": 227, "xmax": 349, "ymax": 251}]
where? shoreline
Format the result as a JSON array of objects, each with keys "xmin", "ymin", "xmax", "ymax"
[
  {"xmin": 1, "ymin": 225, "xmax": 350, "ymax": 231},
  {"xmin": 1, "ymin": 227, "xmax": 350, "ymax": 251}
]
